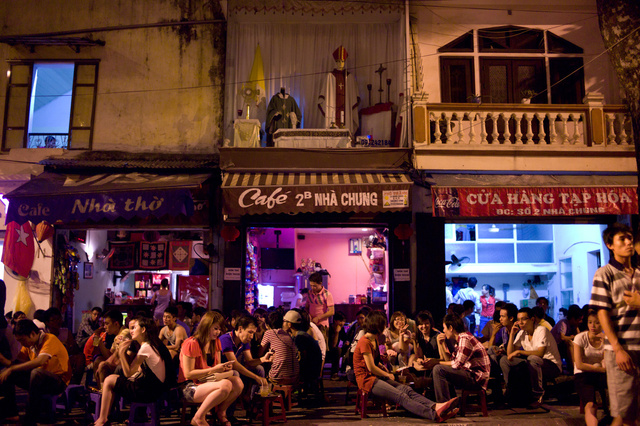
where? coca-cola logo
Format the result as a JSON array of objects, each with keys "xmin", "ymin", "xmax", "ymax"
[{"xmin": 435, "ymin": 196, "xmax": 460, "ymax": 209}]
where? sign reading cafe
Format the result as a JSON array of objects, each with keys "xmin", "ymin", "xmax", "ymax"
[{"xmin": 433, "ymin": 186, "xmax": 638, "ymax": 217}]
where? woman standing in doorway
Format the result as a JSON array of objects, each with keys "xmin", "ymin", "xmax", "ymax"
[{"xmin": 151, "ymin": 278, "xmax": 173, "ymax": 325}]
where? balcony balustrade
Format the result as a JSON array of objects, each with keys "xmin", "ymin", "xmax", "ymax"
[{"xmin": 27, "ymin": 133, "xmax": 69, "ymax": 149}]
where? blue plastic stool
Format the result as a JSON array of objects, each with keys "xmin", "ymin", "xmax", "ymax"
[{"xmin": 128, "ymin": 401, "xmax": 161, "ymax": 426}]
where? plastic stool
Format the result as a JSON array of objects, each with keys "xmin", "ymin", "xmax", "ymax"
[
  {"xmin": 128, "ymin": 401, "xmax": 161, "ymax": 426},
  {"xmin": 460, "ymin": 388, "xmax": 489, "ymax": 417},
  {"xmin": 179, "ymin": 400, "xmax": 201, "ymax": 426},
  {"xmin": 254, "ymin": 393, "xmax": 286, "ymax": 426},
  {"xmin": 355, "ymin": 388, "xmax": 387, "ymax": 419},
  {"xmin": 271, "ymin": 384, "xmax": 294, "ymax": 411}
]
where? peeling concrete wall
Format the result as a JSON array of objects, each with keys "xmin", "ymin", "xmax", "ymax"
[{"xmin": 0, "ymin": 0, "xmax": 226, "ymax": 153}]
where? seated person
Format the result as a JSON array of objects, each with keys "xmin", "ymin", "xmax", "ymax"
[
  {"xmin": 461, "ymin": 301, "xmax": 476, "ymax": 333},
  {"xmin": 500, "ymin": 307, "xmax": 562, "ymax": 408},
  {"xmin": 486, "ymin": 303, "xmax": 518, "ymax": 370},
  {"xmin": 32, "ymin": 309, "xmax": 47, "ymax": 331},
  {"xmin": 76, "ymin": 307, "xmax": 103, "ymax": 349},
  {"xmin": 383, "ymin": 311, "xmax": 413, "ymax": 368},
  {"xmin": 531, "ymin": 306, "xmax": 553, "ymax": 331},
  {"xmin": 0, "ymin": 280, "xmax": 21, "ymax": 370},
  {"xmin": 95, "ymin": 328, "xmax": 136, "ymax": 388},
  {"xmin": 282, "ymin": 309, "xmax": 322, "ymax": 392},
  {"xmin": 536, "ymin": 297, "xmax": 556, "ymax": 327},
  {"xmin": 479, "ymin": 301, "xmax": 506, "ymax": 343},
  {"xmin": 260, "ymin": 311, "xmax": 300, "ymax": 385},
  {"xmin": 354, "ymin": 310, "xmax": 459, "ymax": 422},
  {"xmin": 0, "ymin": 319, "xmax": 70, "ymax": 424},
  {"xmin": 160, "ymin": 306, "xmax": 188, "ymax": 359},
  {"xmin": 95, "ymin": 316, "xmax": 173, "ymax": 426},
  {"xmin": 345, "ymin": 307, "xmax": 371, "ymax": 382},
  {"xmin": 179, "ymin": 311, "xmax": 243, "ymax": 426},
  {"xmin": 44, "ymin": 307, "xmax": 85, "ymax": 384},
  {"xmin": 219, "ymin": 315, "xmax": 270, "ymax": 406},
  {"xmin": 551, "ymin": 304, "xmax": 583, "ymax": 373},
  {"xmin": 327, "ymin": 311, "xmax": 348, "ymax": 380},
  {"xmin": 433, "ymin": 314, "xmax": 490, "ymax": 403},
  {"xmin": 191, "ymin": 306, "xmax": 208, "ymax": 333},
  {"xmin": 83, "ymin": 310, "xmax": 123, "ymax": 383},
  {"xmin": 573, "ymin": 310, "xmax": 607, "ymax": 426},
  {"xmin": 176, "ymin": 301, "xmax": 193, "ymax": 337},
  {"xmin": 408, "ymin": 310, "xmax": 441, "ymax": 390}
]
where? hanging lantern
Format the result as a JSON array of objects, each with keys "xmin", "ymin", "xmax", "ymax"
[
  {"xmin": 35, "ymin": 221, "xmax": 54, "ymax": 242},
  {"xmin": 394, "ymin": 223, "xmax": 413, "ymax": 240},
  {"xmin": 221, "ymin": 225, "xmax": 241, "ymax": 242}
]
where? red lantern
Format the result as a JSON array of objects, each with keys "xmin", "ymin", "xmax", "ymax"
[
  {"xmin": 35, "ymin": 221, "xmax": 54, "ymax": 242},
  {"xmin": 221, "ymin": 225, "xmax": 240, "ymax": 242},
  {"xmin": 394, "ymin": 223, "xmax": 413, "ymax": 240}
]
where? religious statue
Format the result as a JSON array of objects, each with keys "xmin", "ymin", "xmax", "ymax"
[
  {"xmin": 318, "ymin": 46, "xmax": 360, "ymax": 134},
  {"xmin": 266, "ymin": 87, "xmax": 302, "ymax": 147}
]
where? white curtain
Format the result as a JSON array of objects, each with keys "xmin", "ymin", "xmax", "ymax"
[{"xmin": 224, "ymin": 20, "xmax": 406, "ymax": 144}]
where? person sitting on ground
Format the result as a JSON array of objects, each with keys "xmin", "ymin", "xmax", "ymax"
[
  {"xmin": 354, "ymin": 310, "xmax": 460, "ymax": 422},
  {"xmin": 0, "ymin": 319, "xmax": 71, "ymax": 425},
  {"xmin": 260, "ymin": 310, "xmax": 300, "ymax": 385},
  {"xmin": 94, "ymin": 316, "xmax": 174, "ymax": 426},
  {"xmin": 76, "ymin": 306, "xmax": 102, "ymax": 349},
  {"xmin": 551, "ymin": 304, "xmax": 583, "ymax": 373},
  {"xmin": 433, "ymin": 314, "xmax": 490, "ymax": 403},
  {"xmin": 83, "ymin": 310, "xmax": 123, "ymax": 382},
  {"xmin": 191, "ymin": 306, "xmax": 208, "ymax": 332},
  {"xmin": 179, "ymin": 311, "xmax": 243, "ymax": 426},
  {"xmin": 531, "ymin": 306, "xmax": 553, "ymax": 331},
  {"xmin": 160, "ymin": 306, "xmax": 189, "ymax": 359},
  {"xmin": 327, "ymin": 311, "xmax": 348, "ymax": 380},
  {"xmin": 219, "ymin": 315, "xmax": 271, "ymax": 410},
  {"xmin": 480, "ymin": 301, "xmax": 506, "ymax": 344},
  {"xmin": 536, "ymin": 297, "xmax": 556, "ymax": 327},
  {"xmin": 383, "ymin": 311, "xmax": 413, "ymax": 368},
  {"xmin": 176, "ymin": 301, "xmax": 193, "ymax": 337},
  {"xmin": 573, "ymin": 310, "xmax": 607, "ymax": 426},
  {"xmin": 500, "ymin": 307, "xmax": 562, "ymax": 409},
  {"xmin": 44, "ymin": 307, "xmax": 85, "ymax": 384},
  {"xmin": 282, "ymin": 309, "xmax": 322, "ymax": 394}
]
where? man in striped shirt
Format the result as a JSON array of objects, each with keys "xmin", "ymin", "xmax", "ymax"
[
  {"xmin": 432, "ymin": 314, "xmax": 490, "ymax": 403},
  {"xmin": 589, "ymin": 223, "xmax": 640, "ymax": 425}
]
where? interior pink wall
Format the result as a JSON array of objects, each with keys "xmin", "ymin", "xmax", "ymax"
[{"xmin": 295, "ymin": 233, "xmax": 372, "ymax": 304}]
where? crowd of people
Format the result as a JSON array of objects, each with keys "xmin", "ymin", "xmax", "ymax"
[{"xmin": 0, "ymin": 224, "xmax": 639, "ymax": 425}]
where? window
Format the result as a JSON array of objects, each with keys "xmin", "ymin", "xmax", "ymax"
[
  {"xmin": 439, "ymin": 27, "xmax": 585, "ymax": 104},
  {"xmin": 2, "ymin": 61, "xmax": 98, "ymax": 150}
]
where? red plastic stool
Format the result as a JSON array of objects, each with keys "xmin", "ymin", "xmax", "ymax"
[
  {"xmin": 271, "ymin": 384, "xmax": 295, "ymax": 411},
  {"xmin": 460, "ymin": 388, "xmax": 489, "ymax": 417},
  {"xmin": 355, "ymin": 388, "xmax": 387, "ymax": 419},
  {"xmin": 254, "ymin": 393, "xmax": 287, "ymax": 426}
]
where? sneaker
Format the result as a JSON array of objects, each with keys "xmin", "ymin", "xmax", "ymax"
[
  {"xmin": 527, "ymin": 393, "xmax": 549, "ymax": 411},
  {"xmin": 330, "ymin": 373, "xmax": 340, "ymax": 381}
]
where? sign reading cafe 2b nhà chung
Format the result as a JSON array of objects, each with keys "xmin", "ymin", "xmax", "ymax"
[{"xmin": 432, "ymin": 186, "xmax": 638, "ymax": 217}]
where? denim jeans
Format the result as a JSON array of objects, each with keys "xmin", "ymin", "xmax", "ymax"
[
  {"xmin": 500, "ymin": 355, "xmax": 560, "ymax": 397},
  {"xmin": 0, "ymin": 367, "xmax": 66, "ymax": 423},
  {"xmin": 432, "ymin": 364, "xmax": 482, "ymax": 402},
  {"xmin": 371, "ymin": 377, "xmax": 437, "ymax": 420}
]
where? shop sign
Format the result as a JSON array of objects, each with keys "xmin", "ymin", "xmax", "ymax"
[
  {"xmin": 433, "ymin": 186, "xmax": 638, "ymax": 217},
  {"xmin": 224, "ymin": 267, "xmax": 241, "ymax": 281},
  {"xmin": 394, "ymin": 268, "xmax": 410, "ymax": 282}
]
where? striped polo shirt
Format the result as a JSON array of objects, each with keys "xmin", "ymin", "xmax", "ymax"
[{"xmin": 589, "ymin": 257, "xmax": 640, "ymax": 351}]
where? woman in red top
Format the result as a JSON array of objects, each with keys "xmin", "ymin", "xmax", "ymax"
[
  {"xmin": 353, "ymin": 310, "xmax": 459, "ymax": 422},
  {"xmin": 179, "ymin": 311, "xmax": 243, "ymax": 426},
  {"xmin": 479, "ymin": 285, "xmax": 496, "ymax": 337}
]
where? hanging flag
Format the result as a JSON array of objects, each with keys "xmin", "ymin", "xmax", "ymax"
[
  {"xmin": 2, "ymin": 221, "xmax": 35, "ymax": 278},
  {"xmin": 241, "ymin": 44, "xmax": 266, "ymax": 110}
]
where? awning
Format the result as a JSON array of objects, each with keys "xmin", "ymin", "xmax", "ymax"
[
  {"xmin": 429, "ymin": 174, "xmax": 638, "ymax": 218},
  {"xmin": 4, "ymin": 172, "xmax": 213, "ymax": 225},
  {"xmin": 222, "ymin": 171, "xmax": 412, "ymax": 216}
]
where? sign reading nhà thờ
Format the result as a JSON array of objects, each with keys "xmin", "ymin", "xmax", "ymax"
[{"xmin": 432, "ymin": 186, "xmax": 638, "ymax": 217}]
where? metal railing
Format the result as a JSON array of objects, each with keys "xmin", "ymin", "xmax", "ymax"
[{"xmin": 27, "ymin": 133, "xmax": 69, "ymax": 149}]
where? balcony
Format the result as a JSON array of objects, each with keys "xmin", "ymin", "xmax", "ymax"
[
  {"xmin": 27, "ymin": 133, "xmax": 69, "ymax": 149},
  {"xmin": 412, "ymin": 94, "xmax": 635, "ymax": 173}
]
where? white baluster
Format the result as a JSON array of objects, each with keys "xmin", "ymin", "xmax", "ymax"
[
  {"xmin": 569, "ymin": 113, "xmax": 581, "ymax": 145},
  {"xmin": 468, "ymin": 113, "xmax": 477, "ymax": 145},
  {"xmin": 478, "ymin": 112, "xmax": 488, "ymax": 144},
  {"xmin": 535, "ymin": 113, "xmax": 546, "ymax": 145},
  {"xmin": 606, "ymin": 113, "xmax": 617, "ymax": 145},
  {"xmin": 455, "ymin": 113, "xmax": 464, "ymax": 143},
  {"xmin": 431, "ymin": 112, "xmax": 441, "ymax": 144},
  {"xmin": 618, "ymin": 114, "xmax": 628, "ymax": 145},
  {"xmin": 548, "ymin": 114, "xmax": 557, "ymax": 144},
  {"xmin": 559, "ymin": 114, "xmax": 569, "ymax": 144},
  {"xmin": 513, "ymin": 113, "xmax": 523, "ymax": 144},
  {"xmin": 491, "ymin": 113, "xmax": 499, "ymax": 144},
  {"xmin": 444, "ymin": 114, "xmax": 453, "ymax": 144},
  {"xmin": 503, "ymin": 114, "xmax": 512, "ymax": 144},
  {"xmin": 524, "ymin": 113, "xmax": 534, "ymax": 144}
]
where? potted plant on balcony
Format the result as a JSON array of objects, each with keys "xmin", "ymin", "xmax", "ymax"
[
  {"xmin": 467, "ymin": 94, "xmax": 482, "ymax": 104},
  {"xmin": 520, "ymin": 90, "xmax": 536, "ymax": 104}
]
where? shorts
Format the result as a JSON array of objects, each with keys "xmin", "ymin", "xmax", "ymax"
[
  {"xmin": 574, "ymin": 372, "xmax": 607, "ymax": 407},
  {"xmin": 181, "ymin": 381, "xmax": 198, "ymax": 402},
  {"xmin": 604, "ymin": 349, "xmax": 640, "ymax": 420}
]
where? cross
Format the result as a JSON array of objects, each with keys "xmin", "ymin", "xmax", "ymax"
[{"xmin": 338, "ymin": 82, "xmax": 344, "ymax": 90}]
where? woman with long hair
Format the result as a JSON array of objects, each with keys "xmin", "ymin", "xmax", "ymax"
[
  {"xmin": 95, "ymin": 315, "xmax": 173, "ymax": 426},
  {"xmin": 179, "ymin": 311, "xmax": 243, "ymax": 426},
  {"xmin": 383, "ymin": 311, "xmax": 413, "ymax": 367},
  {"xmin": 151, "ymin": 278, "xmax": 173, "ymax": 325},
  {"xmin": 353, "ymin": 310, "xmax": 459, "ymax": 422}
]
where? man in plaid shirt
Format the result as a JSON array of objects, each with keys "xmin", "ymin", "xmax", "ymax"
[
  {"xmin": 306, "ymin": 272, "xmax": 335, "ymax": 348},
  {"xmin": 432, "ymin": 314, "xmax": 490, "ymax": 402}
]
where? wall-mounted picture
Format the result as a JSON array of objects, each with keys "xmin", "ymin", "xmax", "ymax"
[
  {"xmin": 349, "ymin": 238, "xmax": 362, "ymax": 255},
  {"xmin": 84, "ymin": 262, "xmax": 94, "ymax": 279}
]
